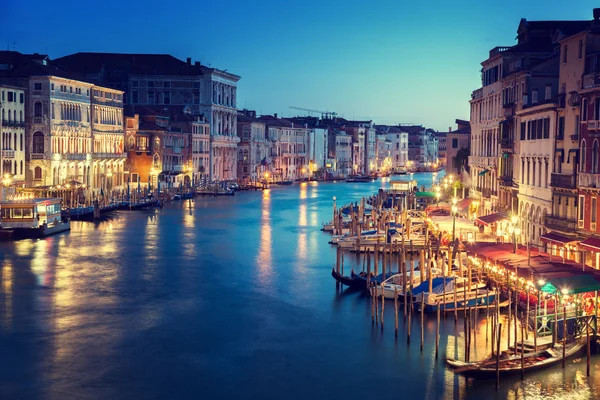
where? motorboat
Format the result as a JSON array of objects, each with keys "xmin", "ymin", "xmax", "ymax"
[
  {"xmin": 374, "ymin": 268, "xmax": 443, "ymax": 300},
  {"xmin": 412, "ymin": 277, "xmax": 495, "ymax": 312}
]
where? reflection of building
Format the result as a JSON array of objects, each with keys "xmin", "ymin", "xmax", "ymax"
[
  {"xmin": 1, "ymin": 85, "xmax": 26, "ymax": 183},
  {"xmin": 445, "ymin": 119, "xmax": 470, "ymax": 176}
]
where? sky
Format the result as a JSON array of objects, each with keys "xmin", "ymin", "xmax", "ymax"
[{"xmin": 2, "ymin": 0, "xmax": 597, "ymax": 131}]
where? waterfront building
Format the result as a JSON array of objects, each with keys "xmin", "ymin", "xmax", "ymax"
[
  {"xmin": 0, "ymin": 51, "xmax": 126, "ymax": 190},
  {"xmin": 436, "ymin": 131, "xmax": 447, "ymax": 167},
  {"xmin": 329, "ymin": 130, "xmax": 352, "ymax": 178},
  {"xmin": 575, "ymin": 17, "xmax": 600, "ymax": 268},
  {"xmin": 374, "ymin": 133, "xmax": 392, "ymax": 172},
  {"xmin": 383, "ymin": 126, "xmax": 409, "ymax": 171},
  {"xmin": 259, "ymin": 114, "xmax": 308, "ymax": 181},
  {"xmin": 54, "ymin": 53, "xmax": 240, "ymax": 181},
  {"xmin": 237, "ymin": 110, "xmax": 269, "ymax": 182},
  {"xmin": 170, "ymin": 112, "xmax": 210, "ymax": 184},
  {"xmin": 407, "ymin": 125, "xmax": 438, "ymax": 168},
  {"xmin": 287, "ymin": 116, "xmax": 329, "ymax": 178},
  {"xmin": 125, "ymin": 113, "xmax": 192, "ymax": 188},
  {"xmin": 1, "ymin": 85, "xmax": 26, "ymax": 183},
  {"xmin": 445, "ymin": 119, "xmax": 470, "ymax": 176},
  {"xmin": 544, "ymin": 29, "xmax": 591, "ymax": 253}
]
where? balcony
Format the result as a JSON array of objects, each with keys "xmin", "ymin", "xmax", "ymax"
[
  {"xmin": 570, "ymin": 134, "xmax": 579, "ymax": 141},
  {"xmin": 30, "ymin": 153, "xmax": 44, "ymax": 160},
  {"xmin": 1, "ymin": 150, "xmax": 15, "ymax": 158},
  {"xmin": 588, "ymin": 120, "xmax": 600, "ymax": 131},
  {"xmin": 498, "ymin": 175, "xmax": 513, "ymax": 186},
  {"xmin": 33, "ymin": 117, "xmax": 43, "ymax": 124},
  {"xmin": 545, "ymin": 215, "xmax": 577, "ymax": 232},
  {"xmin": 500, "ymin": 137, "xmax": 514, "ymax": 151},
  {"xmin": 504, "ymin": 107, "xmax": 515, "ymax": 118},
  {"xmin": 502, "ymin": 101, "xmax": 515, "ymax": 109},
  {"xmin": 63, "ymin": 153, "xmax": 87, "ymax": 161},
  {"xmin": 550, "ymin": 173, "xmax": 576, "ymax": 189},
  {"xmin": 557, "ymin": 93, "xmax": 566, "ymax": 108},
  {"xmin": 583, "ymin": 72, "xmax": 600, "ymax": 89},
  {"xmin": 567, "ymin": 91, "xmax": 580, "ymax": 107},
  {"xmin": 579, "ymin": 172, "xmax": 600, "ymax": 188},
  {"xmin": 93, "ymin": 152, "xmax": 127, "ymax": 159}
]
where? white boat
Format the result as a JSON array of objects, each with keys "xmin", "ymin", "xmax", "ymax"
[
  {"xmin": 0, "ymin": 197, "xmax": 70, "ymax": 239},
  {"xmin": 413, "ymin": 277, "xmax": 495, "ymax": 313},
  {"xmin": 336, "ymin": 230, "xmax": 387, "ymax": 249},
  {"xmin": 375, "ymin": 268, "xmax": 443, "ymax": 299}
]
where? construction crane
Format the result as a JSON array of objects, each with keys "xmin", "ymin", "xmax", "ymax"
[{"xmin": 289, "ymin": 106, "xmax": 337, "ymax": 120}]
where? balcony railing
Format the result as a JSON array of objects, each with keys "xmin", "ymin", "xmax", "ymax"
[
  {"xmin": 63, "ymin": 153, "xmax": 87, "ymax": 161},
  {"xmin": 583, "ymin": 72, "xmax": 600, "ymax": 89},
  {"xmin": 588, "ymin": 120, "xmax": 600, "ymax": 130},
  {"xmin": 498, "ymin": 175, "xmax": 513, "ymax": 186},
  {"xmin": 545, "ymin": 215, "xmax": 577, "ymax": 232},
  {"xmin": 550, "ymin": 173, "xmax": 576, "ymax": 189},
  {"xmin": 33, "ymin": 117, "xmax": 43, "ymax": 124},
  {"xmin": 30, "ymin": 153, "xmax": 44, "ymax": 160},
  {"xmin": 1, "ymin": 150, "xmax": 15, "ymax": 158},
  {"xmin": 579, "ymin": 172, "xmax": 600, "ymax": 188},
  {"xmin": 1, "ymin": 120, "xmax": 25, "ymax": 128},
  {"xmin": 500, "ymin": 137, "xmax": 513, "ymax": 150},
  {"xmin": 93, "ymin": 152, "xmax": 127, "ymax": 159}
]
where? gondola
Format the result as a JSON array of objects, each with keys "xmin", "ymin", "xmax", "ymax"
[
  {"xmin": 331, "ymin": 268, "xmax": 368, "ymax": 290},
  {"xmin": 446, "ymin": 341, "xmax": 585, "ymax": 378},
  {"xmin": 331, "ymin": 268, "xmax": 394, "ymax": 290}
]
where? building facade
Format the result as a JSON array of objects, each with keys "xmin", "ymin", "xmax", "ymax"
[
  {"xmin": 1, "ymin": 85, "xmax": 26, "ymax": 183},
  {"xmin": 445, "ymin": 119, "xmax": 470, "ymax": 176}
]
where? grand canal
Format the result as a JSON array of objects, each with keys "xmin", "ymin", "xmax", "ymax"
[{"xmin": 0, "ymin": 172, "xmax": 599, "ymax": 399}]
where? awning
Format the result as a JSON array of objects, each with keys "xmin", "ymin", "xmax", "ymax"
[
  {"xmin": 476, "ymin": 211, "xmax": 508, "ymax": 226},
  {"xmin": 539, "ymin": 232, "xmax": 578, "ymax": 246},
  {"xmin": 456, "ymin": 198, "xmax": 473, "ymax": 212},
  {"xmin": 538, "ymin": 275, "xmax": 600, "ymax": 295},
  {"xmin": 478, "ymin": 169, "xmax": 490, "ymax": 176},
  {"xmin": 415, "ymin": 191, "xmax": 436, "ymax": 198},
  {"xmin": 579, "ymin": 237, "xmax": 600, "ymax": 252}
]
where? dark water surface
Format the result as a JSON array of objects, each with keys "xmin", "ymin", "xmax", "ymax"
[{"xmin": 1, "ymin": 173, "xmax": 599, "ymax": 399}]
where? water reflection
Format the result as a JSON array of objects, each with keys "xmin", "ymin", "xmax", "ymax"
[
  {"xmin": 257, "ymin": 188, "xmax": 273, "ymax": 284},
  {"xmin": 1, "ymin": 260, "xmax": 12, "ymax": 330}
]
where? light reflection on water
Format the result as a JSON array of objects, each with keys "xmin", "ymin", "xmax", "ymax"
[{"xmin": 2, "ymin": 172, "xmax": 600, "ymax": 399}]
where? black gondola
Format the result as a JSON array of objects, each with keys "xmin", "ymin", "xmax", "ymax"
[{"xmin": 331, "ymin": 268, "xmax": 369, "ymax": 290}]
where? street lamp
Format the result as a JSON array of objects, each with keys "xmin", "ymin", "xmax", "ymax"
[
  {"xmin": 1, "ymin": 174, "xmax": 13, "ymax": 201},
  {"xmin": 451, "ymin": 197, "xmax": 458, "ymax": 243},
  {"xmin": 507, "ymin": 215, "xmax": 521, "ymax": 253}
]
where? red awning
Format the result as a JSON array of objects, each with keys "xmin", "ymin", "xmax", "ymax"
[
  {"xmin": 456, "ymin": 198, "xmax": 473, "ymax": 212},
  {"xmin": 540, "ymin": 232, "xmax": 578, "ymax": 246},
  {"xmin": 476, "ymin": 212, "xmax": 508, "ymax": 226},
  {"xmin": 579, "ymin": 237, "xmax": 600, "ymax": 252}
]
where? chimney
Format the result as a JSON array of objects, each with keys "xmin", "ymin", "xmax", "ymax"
[
  {"xmin": 186, "ymin": 57, "xmax": 191, "ymax": 65},
  {"xmin": 449, "ymin": 127, "xmax": 452, "ymax": 132},
  {"xmin": 274, "ymin": 113, "xmax": 278, "ymax": 118},
  {"xmin": 194, "ymin": 61, "xmax": 200, "ymax": 66},
  {"xmin": 594, "ymin": 8, "xmax": 600, "ymax": 20}
]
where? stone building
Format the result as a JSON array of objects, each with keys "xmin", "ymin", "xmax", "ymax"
[
  {"xmin": 445, "ymin": 119, "xmax": 470, "ymax": 176},
  {"xmin": 0, "ymin": 85, "xmax": 26, "ymax": 183}
]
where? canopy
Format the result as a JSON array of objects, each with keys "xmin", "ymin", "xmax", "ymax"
[
  {"xmin": 476, "ymin": 212, "xmax": 508, "ymax": 226},
  {"xmin": 456, "ymin": 198, "xmax": 473, "ymax": 212},
  {"xmin": 540, "ymin": 232, "xmax": 579, "ymax": 246},
  {"xmin": 537, "ymin": 274, "xmax": 600, "ymax": 295},
  {"xmin": 579, "ymin": 237, "xmax": 600, "ymax": 252},
  {"xmin": 411, "ymin": 277, "xmax": 452, "ymax": 295},
  {"xmin": 415, "ymin": 191, "xmax": 436, "ymax": 198},
  {"xmin": 478, "ymin": 169, "xmax": 490, "ymax": 176}
]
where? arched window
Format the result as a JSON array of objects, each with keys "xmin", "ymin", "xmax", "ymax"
[
  {"xmin": 20, "ymin": 133, "xmax": 23, "ymax": 151},
  {"xmin": 154, "ymin": 136, "xmax": 160, "ymax": 150},
  {"xmin": 153, "ymin": 153, "xmax": 160, "ymax": 168},
  {"xmin": 19, "ymin": 110, "xmax": 23, "ymax": 122},
  {"xmin": 128, "ymin": 136, "xmax": 134, "ymax": 150},
  {"xmin": 13, "ymin": 133, "xmax": 17, "ymax": 150},
  {"xmin": 581, "ymin": 139, "xmax": 587, "ymax": 172},
  {"xmin": 20, "ymin": 160, "xmax": 23, "ymax": 175},
  {"xmin": 13, "ymin": 110, "xmax": 16, "ymax": 121},
  {"xmin": 594, "ymin": 140, "xmax": 600, "ymax": 173},
  {"xmin": 33, "ymin": 131, "xmax": 44, "ymax": 154},
  {"xmin": 34, "ymin": 166, "xmax": 42, "ymax": 180}
]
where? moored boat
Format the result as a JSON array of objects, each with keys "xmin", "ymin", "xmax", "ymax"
[
  {"xmin": 413, "ymin": 277, "xmax": 495, "ymax": 312},
  {"xmin": 447, "ymin": 341, "xmax": 585, "ymax": 377},
  {"xmin": 346, "ymin": 175, "xmax": 373, "ymax": 183},
  {"xmin": 0, "ymin": 197, "xmax": 70, "ymax": 239}
]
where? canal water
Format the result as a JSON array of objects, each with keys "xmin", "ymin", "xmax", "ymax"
[{"xmin": 0, "ymin": 172, "xmax": 598, "ymax": 399}]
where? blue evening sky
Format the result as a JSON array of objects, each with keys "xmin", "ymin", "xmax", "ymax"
[{"xmin": 2, "ymin": 0, "xmax": 597, "ymax": 130}]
